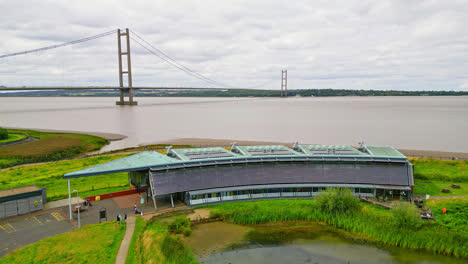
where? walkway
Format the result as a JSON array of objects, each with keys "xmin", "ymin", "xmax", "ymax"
[
  {"xmin": 430, "ymin": 194, "xmax": 468, "ymax": 199},
  {"xmin": 114, "ymin": 204, "xmax": 189, "ymax": 263},
  {"xmin": 115, "ymin": 216, "xmax": 135, "ymax": 264}
]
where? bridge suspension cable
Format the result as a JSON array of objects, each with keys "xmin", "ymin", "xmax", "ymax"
[
  {"xmin": 130, "ymin": 30, "xmax": 234, "ymax": 88},
  {"xmin": 0, "ymin": 29, "xmax": 117, "ymax": 59}
]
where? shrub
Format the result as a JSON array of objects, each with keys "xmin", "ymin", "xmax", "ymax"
[
  {"xmin": 0, "ymin": 127, "xmax": 7, "ymax": 140},
  {"xmin": 391, "ymin": 202, "xmax": 423, "ymax": 229},
  {"xmin": 316, "ymin": 187, "xmax": 361, "ymax": 214},
  {"xmin": 168, "ymin": 217, "xmax": 192, "ymax": 236}
]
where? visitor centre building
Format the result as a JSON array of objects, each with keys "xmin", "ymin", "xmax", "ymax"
[{"xmin": 64, "ymin": 143, "xmax": 414, "ymax": 207}]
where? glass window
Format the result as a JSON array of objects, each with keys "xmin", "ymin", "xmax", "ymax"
[{"xmin": 360, "ymin": 188, "xmax": 372, "ymax": 193}]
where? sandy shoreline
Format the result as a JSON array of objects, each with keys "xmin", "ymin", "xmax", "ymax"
[{"xmin": 4, "ymin": 127, "xmax": 127, "ymax": 141}]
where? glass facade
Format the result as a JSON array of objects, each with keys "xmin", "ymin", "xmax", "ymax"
[{"xmin": 187, "ymin": 185, "xmax": 387, "ymax": 205}]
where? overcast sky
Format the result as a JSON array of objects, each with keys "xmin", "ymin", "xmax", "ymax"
[{"xmin": 1, "ymin": 0, "xmax": 467, "ymax": 90}]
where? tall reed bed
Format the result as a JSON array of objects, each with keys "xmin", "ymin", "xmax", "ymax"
[
  {"xmin": 132, "ymin": 218, "xmax": 199, "ymax": 264},
  {"xmin": 206, "ymin": 199, "xmax": 467, "ymax": 258}
]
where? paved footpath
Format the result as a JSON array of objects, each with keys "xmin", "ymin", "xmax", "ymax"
[
  {"xmin": 114, "ymin": 205, "xmax": 189, "ymax": 264},
  {"xmin": 115, "ymin": 216, "xmax": 135, "ymax": 264}
]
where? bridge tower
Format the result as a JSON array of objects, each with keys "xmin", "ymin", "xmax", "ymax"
[
  {"xmin": 116, "ymin": 28, "xmax": 137, "ymax": 105},
  {"xmin": 281, "ymin": 69, "xmax": 287, "ymax": 97}
]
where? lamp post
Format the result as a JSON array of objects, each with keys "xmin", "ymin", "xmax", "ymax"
[{"xmin": 73, "ymin": 190, "xmax": 80, "ymax": 228}]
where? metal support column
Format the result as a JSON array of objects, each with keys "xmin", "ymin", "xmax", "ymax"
[
  {"xmin": 170, "ymin": 194, "xmax": 174, "ymax": 208},
  {"xmin": 148, "ymin": 172, "xmax": 157, "ymax": 210},
  {"xmin": 281, "ymin": 69, "xmax": 288, "ymax": 97},
  {"xmin": 116, "ymin": 28, "xmax": 137, "ymax": 106},
  {"xmin": 68, "ymin": 179, "xmax": 72, "ymax": 220}
]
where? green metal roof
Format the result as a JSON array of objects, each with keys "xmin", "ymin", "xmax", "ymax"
[
  {"xmin": 169, "ymin": 147, "xmax": 242, "ymax": 161},
  {"xmin": 365, "ymin": 146, "xmax": 406, "ymax": 158},
  {"xmin": 64, "ymin": 144, "xmax": 407, "ymax": 179},
  {"xmin": 63, "ymin": 151, "xmax": 178, "ymax": 178},
  {"xmin": 234, "ymin": 145, "xmax": 301, "ymax": 157},
  {"xmin": 297, "ymin": 144, "xmax": 369, "ymax": 156}
]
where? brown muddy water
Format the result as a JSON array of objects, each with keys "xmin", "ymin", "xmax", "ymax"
[
  {"xmin": 190, "ymin": 222, "xmax": 465, "ymax": 264},
  {"xmin": 1, "ymin": 96, "xmax": 467, "ymax": 152}
]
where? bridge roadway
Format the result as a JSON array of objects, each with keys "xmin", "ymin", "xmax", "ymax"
[{"xmin": 0, "ymin": 86, "xmax": 258, "ymax": 91}]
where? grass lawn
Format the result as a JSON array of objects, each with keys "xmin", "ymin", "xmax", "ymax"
[
  {"xmin": 426, "ymin": 197, "xmax": 468, "ymax": 234},
  {"xmin": 0, "ymin": 133, "xmax": 27, "ymax": 143},
  {"xmin": 414, "ymin": 181, "xmax": 468, "ymax": 196},
  {"xmin": 0, "ymin": 129, "xmax": 109, "ymax": 169},
  {"xmin": 0, "ymin": 154, "xmax": 131, "ymax": 201},
  {"xmin": 0, "ymin": 221, "xmax": 126, "ymax": 264},
  {"xmin": 410, "ymin": 158, "xmax": 468, "ymax": 196},
  {"xmin": 409, "ymin": 158, "xmax": 468, "ymax": 182}
]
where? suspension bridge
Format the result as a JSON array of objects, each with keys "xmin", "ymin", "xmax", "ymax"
[{"xmin": 0, "ymin": 28, "xmax": 287, "ymax": 105}]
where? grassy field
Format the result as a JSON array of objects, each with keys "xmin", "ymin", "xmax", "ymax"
[
  {"xmin": 0, "ymin": 221, "xmax": 126, "ymax": 264},
  {"xmin": 204, "ymin": 199, "xmax": 468, "ymax": 258},
  {"xmin": 409, "ymin": 158, "xmax": 468, "ymax": 182},
  {"xmin": 0, "ymin": 154, "xmax": 130, "ymax": 201},
  {"xmin": 414, "ymin": 181, "xmax": 468, "ymax": 196},
  {"xmin": 0, "ymin": 129, "xmax": 109, "ymax": 169},
  {"xmin": 0, "ymin": 133, "xmax": 27, "ymax": 143},
  {"xmin": 426, "ymin": 197, "xmax": 468, "ymax": 234},
  {"xmin": 410, "ymin": 157, "xmax": 468, "ymax": 196}
]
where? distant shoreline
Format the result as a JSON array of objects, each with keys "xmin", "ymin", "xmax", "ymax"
[
  {"xmin": 4, "ymin": 127, "xmax": 127, "ymax": 141},
  {"xmin": 1, "ymin": 87, "xmax": 467, "ymax": 98},
  {"xmin": 4, "ymin": 128, "xmax": 468, "ymax": 160}
]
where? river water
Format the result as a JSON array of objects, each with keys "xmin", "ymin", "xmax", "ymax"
[{"xmin": 0, "ymin": 96, "xmax": 467, "ymax": 152}]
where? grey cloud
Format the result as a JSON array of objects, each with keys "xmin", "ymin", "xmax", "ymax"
[{"xmin": 0, "ymin": 0, "xmax": 467, "ymax": 90}]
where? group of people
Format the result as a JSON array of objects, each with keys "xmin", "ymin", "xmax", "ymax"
[
  {"xmin": 116, "ymin": 213, "xmax": 127, "ymax": 224},
  {"xmin": 114, "ymin": 203, "xmax": 143, "ymax": 224},
  {"xmin": 83, "ymin": 197, "xmax": 92, "ymax": 207},
  {"xmin": 134, "ymin": 204, "xmax": 143, "ymax": 216}
]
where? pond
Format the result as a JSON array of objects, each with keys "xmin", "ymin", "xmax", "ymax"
[{"xmin": 188, "ymin": 222, "xmax": 465, "ymax": 264}]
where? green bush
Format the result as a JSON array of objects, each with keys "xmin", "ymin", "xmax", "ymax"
[
  {"xmin": 391, "ymin": 202, "xmax": 423, "ymax": 229},
  {"xmin": 316, "ymin": 187, "xmax": 361, "ymax": 214},
  {"xmin": 0, "ymin": 127, "xmax": 8, "ymax": 140},
  {"xmin": 168, "ymin": 217, "xmax": 192, "ymax": 236}
]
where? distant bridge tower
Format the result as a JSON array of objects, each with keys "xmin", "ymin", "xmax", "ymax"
[
  {"xmin": 116, "ymin": 28, "xmax": 137, "ymax": 105},
  {"xmin": 281, "ymin": 69, "xmax": 287, "ymax": 97}
]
